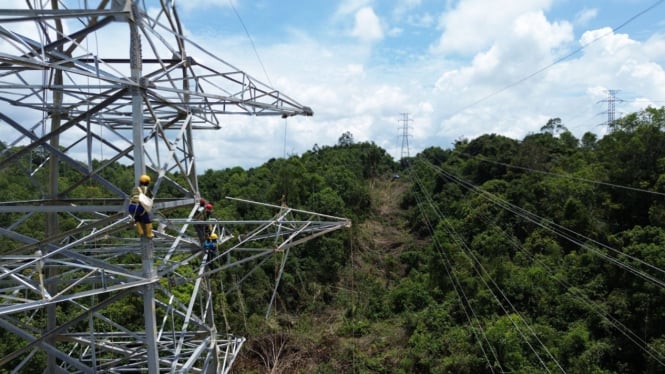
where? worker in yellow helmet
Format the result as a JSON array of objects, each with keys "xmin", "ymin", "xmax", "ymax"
[
  {"xmin": 203, "ymin": 232, "xmax": 218, "ymax": 263},
  {"xmin": 128, "ymin": 174, "xmax": 154, "ymax": 238}
]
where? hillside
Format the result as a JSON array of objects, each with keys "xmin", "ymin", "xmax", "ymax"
[
  {"xmin": 229, "ymin": 107, "xmax": 665, "ymax": 373},
  {"xmin": 232, "ymin": 175, "xmax": 417, "ymax": 373}
]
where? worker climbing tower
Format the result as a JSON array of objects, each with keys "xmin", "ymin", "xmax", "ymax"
[{"xmin": 0, "ymin": 1, "xmax": 347, "ymax": 372}]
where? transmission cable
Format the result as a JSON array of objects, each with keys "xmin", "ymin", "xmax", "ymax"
[
  {"xmin": 409, "ymin": 166, "xmax": 564, "ymax": 372},
  {"xmin": 435, "ymin": 165, "xmax": 665, "ymax": 290},
  {"xmin": 447, "ymin": 0, "xmax": 665, "ymax": 117},
  {"xmin": 429, "ymin": 200, "xmax": 561, "ymax": 373},
  {"xmin": 453, "ymin": 175, "xmax": 665, "ymax": 368},
  {"xmin": 410, "ymin": 171, "xmax": 502, "ymax": 373},
  {"xmin": 411, "ymin": 175, "xmax": 502, "ymax": 372},
  {"xmin": 420, "ymin": 159, "xmax": 665, "ymax": 288},
  {"xmin": 227, "ymin": 0, "xmax": 273, "ymax": 87},
  {"xmin": 450, "ymin": 149, "xmax": 665, "ymax": 197},
  {"xmin": 414, "ymin": 157, "xmax": 665, "ymax": 366}
]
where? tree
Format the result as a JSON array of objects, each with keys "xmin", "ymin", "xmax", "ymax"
[
  {"xmin": 540, "ymin": 117, "xmax": 567, "ymax": 135},
  {"xmin": 338, "ymin": 131, "xmax": 354, "ymax": 147}
]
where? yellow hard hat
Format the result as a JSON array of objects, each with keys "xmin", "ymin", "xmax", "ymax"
[
  {"xmin": 209, "ymin": 233, "xmax": 218, "ymax": 240},
  {"xmin": 139, "ymin": 174, "xmax": 151, "ymax": 184}
]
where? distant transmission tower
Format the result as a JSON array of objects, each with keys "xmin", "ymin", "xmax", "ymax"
[
  {"xmin": 598, "ymin": 89, "xmax": 624, "ymax": 130},
  {"xmin": 398, "ymin": 113, "xmax": 413, "ymax": 162}
]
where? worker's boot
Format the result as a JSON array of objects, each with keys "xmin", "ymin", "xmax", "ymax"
[
  {"xmin": 135, "ymin": 222, "xmax": 144, "ymax": 236},
  {"xmin": 145, "ymin": 223, "xmax": 154, "ymax": 239}
]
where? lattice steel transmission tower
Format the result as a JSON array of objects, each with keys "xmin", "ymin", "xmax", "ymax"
[
  {"xmin": 0, "ymin": 1, "xmax": 348, "ymax": 372},
  {"xmin": 598, "ymin": 89, "xmax": 624, "ymax": 130},
  {"xmin": 398, "ymin": 112, "xmax": 412, "ymax": 162}
]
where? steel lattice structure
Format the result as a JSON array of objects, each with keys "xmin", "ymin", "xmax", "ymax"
[{"xmin": 0, "ymin": 1, "xmax": 347, "ymax": 372}]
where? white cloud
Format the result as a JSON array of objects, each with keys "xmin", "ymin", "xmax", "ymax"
[
  {"xmin": 644, "ymin": 33, "xmax": 665, "ymax": 61},
  {"xmin": 575, "ymin": 8, "xmax": 598, "ymax": 26},
  {"xmin": 470, "ymin": 45, "xmax": 501, "ymax": 75},
  {"xmin": 350, "ymin": 7, "xmax": 384, "ymax": 43},
  {"xmin": 387, "ymin": 27, "xmax": 403, "ymax": 37},
  {"xmin": 334, "ymin": 0, "xmax": 373, "ymax": 17},
  {"xmin": 433, "ymin": 9, "xmax": 573, "ymax": 93},
  {"xmin": 175, "ymin": 0, "xmax": 236, "ymax": 12},
  {"xmin": 513, "ymin": 11, "xmax": 573, "ymax": 50},
  {"xmin": 393, "ymin": 0, "xmax": 422, "ymax": 18},
  {"xmin": 580, "ymin": 27, "xmax": 637, "ymax": 56},
  {"xmin": 345, "ymin": 63, "xmax": 366, "ymax": 77},
  {"xmin": 352, "ymin": 84, "xmax": 408, "ymax": 116},
  {"xmin": 430, "ymin": 0, "xmax": 554, "ymax": 55}
]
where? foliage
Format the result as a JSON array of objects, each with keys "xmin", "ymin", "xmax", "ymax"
[
  {"xmin": 4, "ymin": 106, "xmax": 665, "ymax": 373},
  {"xmin": 140, "ymin": 105, "xmax": 665, "ymax": 374}
]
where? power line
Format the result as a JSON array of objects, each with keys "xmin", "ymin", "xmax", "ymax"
[
  {"xmin": 409, "ymin": 172, "xmax": 502, "ymax": 373},
  {"xmin": 450, "ymin": 149, "xmax": 665, "ymax": 198},
  {"xmin": 228, "ymin": 0, "xmax": 273, "ymax": 87},
  {"xmin": 409, "ymin": 164, "xmax": 564, "ymax": 372},
  {"xmin": 412, "ymin": 158, "xmax": 665, "ymax": 367},
  {"xmin": 446, "ymin": 0, "xmax": 665, "ymax": 118}
]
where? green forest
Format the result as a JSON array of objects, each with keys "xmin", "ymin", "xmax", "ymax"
[{"xmin": 3, "ymin": 106, "xmax": 665, "ymax": 373}]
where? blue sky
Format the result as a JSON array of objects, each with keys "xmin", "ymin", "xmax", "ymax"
[{"xmin": 166, "ymin": 0, "xmax": 665, "ymax": 170}]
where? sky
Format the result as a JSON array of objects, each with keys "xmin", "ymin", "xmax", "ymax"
[
  {"xmin": 171, "ymin": 0, "xmax": 665, "ymax": 171},
  {"xmin": 3, "ymin": 0, "xmax": 665, "ymax": 172}
]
